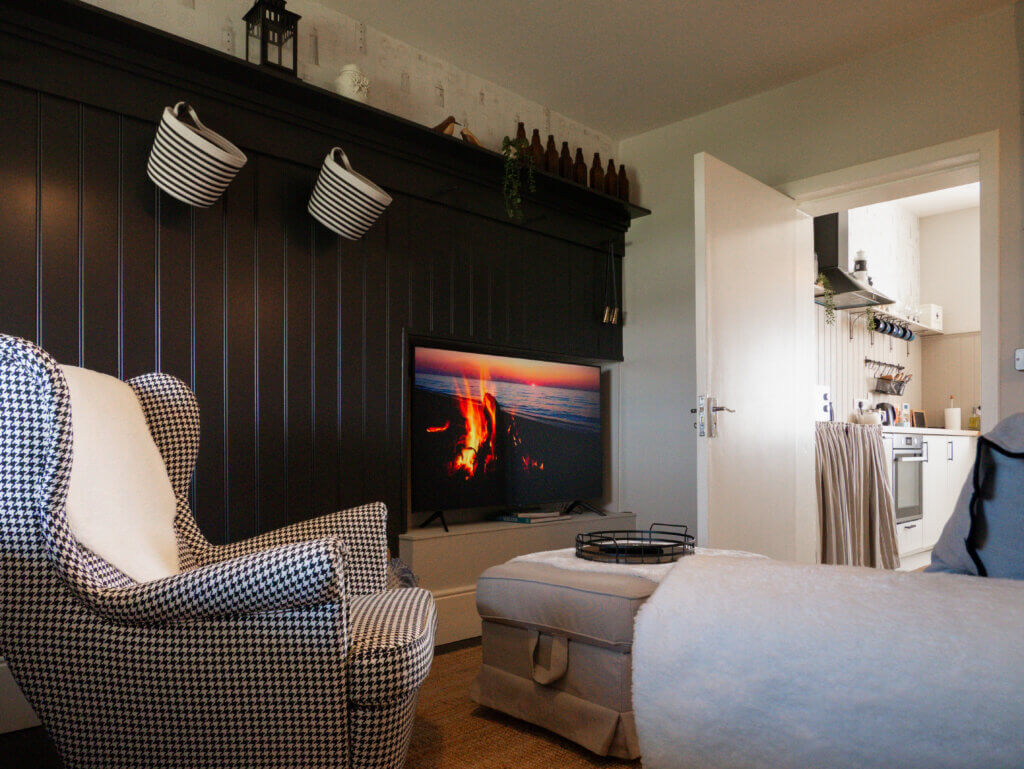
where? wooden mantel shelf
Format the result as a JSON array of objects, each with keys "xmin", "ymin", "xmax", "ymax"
[{"xmin": 2, "ymin": 0, "xmax": 650, "ymax": 245}]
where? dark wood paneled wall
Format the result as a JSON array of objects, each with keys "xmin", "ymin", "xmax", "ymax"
[{"xmin": 0, "ymin": 1, "xmax": 631, "ymax": 547}]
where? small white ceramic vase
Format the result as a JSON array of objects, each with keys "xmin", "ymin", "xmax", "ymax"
[{"xmin": 334, "ymin": 64, "xmax": 369, "ymax": 103}]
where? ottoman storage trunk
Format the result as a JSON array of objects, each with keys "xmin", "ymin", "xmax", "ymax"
[{"xmin": 470, "ymin": 560, "xmax": 658, "ymax": 759}]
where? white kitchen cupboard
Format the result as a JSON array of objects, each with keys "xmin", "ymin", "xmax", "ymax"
[{"xmin": 921, "ymin": 435, "xmax": 975, "ymax": 549}]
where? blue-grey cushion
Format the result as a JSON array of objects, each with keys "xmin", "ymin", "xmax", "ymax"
[{"xmin": 928, "ymin": 414, "xmax": 1024, "ymax": 579}]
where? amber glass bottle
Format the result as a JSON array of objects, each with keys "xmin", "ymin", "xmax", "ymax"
[
  {"xmin": 617, "ymin": 165, "xmax": 630, "ymax": 202},
  {"xmin": 590, "ymin": 152, "xmax": 604, "ymax": 190},
  {"xmin": 530, "ymin": 130, "xmax": 545, "ymax": 169},
  {"xmin": 544, "ymin": 135, "xmax": 559, "ymax": 173},
  {"xmin": 573, "ymin": 149, "xmax": 587, "ymax": 184},
  {"xmin": 559, "ymin": 142, "xmax": 573, "ymax": 178},
  {"xmin": 605, "ymin": 159, "xmax": 618, "ymax": 195}
]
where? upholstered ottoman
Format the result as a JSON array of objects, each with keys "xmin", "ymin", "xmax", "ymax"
[{"xmin": 470, "ymin": 558, "xmax": 658, "ymax": 759}]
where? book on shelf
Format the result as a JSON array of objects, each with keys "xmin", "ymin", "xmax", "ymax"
[{"xmin": 493, "ymin": 511, "xmax": 563, "ymax": 524}]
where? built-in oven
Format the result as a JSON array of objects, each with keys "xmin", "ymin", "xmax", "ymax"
[{"xmin": 892, "ymin": 434, "xmax": 925, "ymax": 524}]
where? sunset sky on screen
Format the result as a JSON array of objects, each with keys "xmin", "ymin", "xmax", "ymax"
[{"xmin": 415, "ymin": 347, "xmax": 599, "ymax": 392}]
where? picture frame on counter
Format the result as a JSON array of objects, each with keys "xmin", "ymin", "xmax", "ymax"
[{"xmin": 911, "ymin": 410, "xmax": 927, "ymax": 428}]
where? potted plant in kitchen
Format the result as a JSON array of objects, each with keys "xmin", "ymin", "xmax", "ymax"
[{"xmin": 816, "ymin": 272, "xmax": 837, "ymax": 326}]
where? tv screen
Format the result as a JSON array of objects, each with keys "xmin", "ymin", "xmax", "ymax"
[{"xmin": 410, "ymin": 346, "xmax": 602, "ymax": 512}]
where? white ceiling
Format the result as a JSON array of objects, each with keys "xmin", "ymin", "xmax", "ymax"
[
  {"xmin": 897, "ymin": 183, "xmax": 980, "ymax": 218},
  {"xmin": 324, "ymin": 0, "xmax": 1011, "ymax": 138}
]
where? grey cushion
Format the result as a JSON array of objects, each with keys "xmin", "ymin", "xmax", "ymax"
[
  {"xmin": 476, "ymin": 561, "xmax": 657, "ymax": 650},
  {"xmin": 929, "ymin": 414, "xmax": 1024, "ymax": 579}
]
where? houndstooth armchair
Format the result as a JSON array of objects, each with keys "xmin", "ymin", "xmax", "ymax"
[{"xmin": 0, "ymin": 333, "xmax": 436, "ymax": 768}]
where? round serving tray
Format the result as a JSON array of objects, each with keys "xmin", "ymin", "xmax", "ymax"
[{"xmin": 576, "ymin": 524, "xmax": 694, "ymax": 564}]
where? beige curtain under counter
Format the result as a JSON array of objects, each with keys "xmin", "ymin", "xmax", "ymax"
[{"xmin": 816, "ymin": 422, "xmax": 898, "ymax": 569}]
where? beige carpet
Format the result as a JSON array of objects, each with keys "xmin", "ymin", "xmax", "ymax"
[{"xmin": 406, "ymin": 644, "xmax": 641, "ymax": 769}]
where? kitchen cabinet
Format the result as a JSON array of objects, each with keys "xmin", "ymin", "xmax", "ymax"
[{"xmin": 921, "ymin": 435, "xmax": 975, "ymax": 549}]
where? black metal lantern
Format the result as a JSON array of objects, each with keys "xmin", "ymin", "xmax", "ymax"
[{"xmin": 244, "ymin": 0, "xmax": 301, "ymax": 76}]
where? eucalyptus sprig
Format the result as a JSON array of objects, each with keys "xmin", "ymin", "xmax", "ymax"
[
  {"xmin": 865, "ymin": 306, "xmax": 877, "ymax": 331},
  {"xmin": 817, "ymin": 272, "xmax": 837, "ymax": 326},
  {"xmin": 501, "ymin": 135, "xmax": 535, "ymax": 221}
]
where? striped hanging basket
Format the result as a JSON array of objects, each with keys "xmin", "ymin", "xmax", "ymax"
[
  {"xmin": 308, "ymin": 147, "xmax": 392, "ymax": 240},
  {"xmin": 147, "ymin": 102, "xmax": 247, "ymax": 208}
]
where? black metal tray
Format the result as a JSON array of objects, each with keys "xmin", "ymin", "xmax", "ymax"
[{"xmin": 575, "ymin": 523, "xmax": 694, "ymax": 564}]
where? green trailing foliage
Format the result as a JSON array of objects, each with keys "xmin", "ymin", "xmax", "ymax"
[
  {"xmin": 817, "ymin": 272, "xmax": 837, "ymax": 326},
  {"xmin": 501, "ymin": 135, "xmax": 535, "ymax": 221}
]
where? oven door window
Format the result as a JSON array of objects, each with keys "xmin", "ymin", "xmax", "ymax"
[{"xmin": 894, "ymin": 455, "xmax": 923, "ymax": 521}]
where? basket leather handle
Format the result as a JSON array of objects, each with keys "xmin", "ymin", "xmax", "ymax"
[
  {"xmin": 330, "ymin": 147, "xmax": 354, "ymax": 172},
  {"xmin": 528, "ymin": 630, "xmax": 568, "ymax": 685},
  {"xmin": 172, "ymin": 101, "xmax": 208, "ymax": 133}
]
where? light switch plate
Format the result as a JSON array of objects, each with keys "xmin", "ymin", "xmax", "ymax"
[{"xmin": 1015, "ymin": 348, "xmax": 1024, "ymax": 371}]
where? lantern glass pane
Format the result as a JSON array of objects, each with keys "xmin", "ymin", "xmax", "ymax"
[{"xmin": 246, "ymin": 23, "xmax": 261, "ymax": 65}]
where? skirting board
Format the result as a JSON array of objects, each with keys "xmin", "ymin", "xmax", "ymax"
[{"xmin": 0, "ymin": 658, "xmax": 40, "ymax": 734}]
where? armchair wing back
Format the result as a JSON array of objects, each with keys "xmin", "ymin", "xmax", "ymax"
[{"xmin": 0, "ymin": 334, "xmax": 436, "ymax": 768}]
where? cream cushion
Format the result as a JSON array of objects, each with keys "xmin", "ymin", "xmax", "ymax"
[{"xmin": 61, "ymin": 365, "xmax": 180, "ymax": 582}]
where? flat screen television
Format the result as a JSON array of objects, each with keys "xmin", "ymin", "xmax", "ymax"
[{"xmin": 410, "ymin": 345, "xmax": 602, "ymax": 513}]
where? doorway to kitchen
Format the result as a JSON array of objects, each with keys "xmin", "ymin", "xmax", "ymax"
[{"xmin": 782, "ymin": 132, "xmax": 999, "ymax": 570}]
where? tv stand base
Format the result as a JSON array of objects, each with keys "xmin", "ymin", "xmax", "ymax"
[
  {"xmin": 562, "ymin": 499, "xmax": 606, "ymax": 516},
  {"xmin": 419, "ymin": 509, "xmax": 450, "ymax": 532}
]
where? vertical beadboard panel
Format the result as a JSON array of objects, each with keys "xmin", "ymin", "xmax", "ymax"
[
  {"xmin": 816, "ymin": 306, "xmax": 923, "ymax": 422},
  {"xmin": 1, "ymin": 78, "xmax": 624, "ymax": 548}
]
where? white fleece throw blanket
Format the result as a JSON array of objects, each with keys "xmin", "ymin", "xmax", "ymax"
[
  {"xmin": 633, "ymin": 555, "xmax": 1024, "ymax": 769},
  {"xmin": 511, "ymin": 546, "xmax": 763, "ymax": 583}
]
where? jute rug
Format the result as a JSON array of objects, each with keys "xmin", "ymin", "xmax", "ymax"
[{"xmin": 406, "ymin": 643, "xmax": 641, "ymax": 769}]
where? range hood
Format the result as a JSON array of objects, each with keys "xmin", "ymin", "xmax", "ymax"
[{"xmin": 813, "ymin": 212, "xmax": 893, "ymax": 310}]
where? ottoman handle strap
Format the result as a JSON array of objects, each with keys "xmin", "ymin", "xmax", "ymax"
[{"xmin": 528, "ymin": 630, "xmax": 569, "ymax": 685}]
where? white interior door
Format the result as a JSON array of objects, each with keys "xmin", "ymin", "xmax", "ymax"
[{"xmin": 694, "ymin": 153, "xmax": 817, "ymax": 562}]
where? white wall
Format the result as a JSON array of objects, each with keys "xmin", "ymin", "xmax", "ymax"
[
  {"xmin": 619, "ymin": 6, "xmax": 1022, "ymax": 532},
  {"xmin": 82, "ymin": 0, "xmax": 615, "ymax": 160},
  {"xmin": 848, "ymin": 201, "xmax": 920, "ymax": 311},
  {"xmin": 922, "ymin": 332, "xmax": 981, "ymax": 429},
  {"xmin": 919, "ymin": 207, "xmax": 981, "ymax": 335}
]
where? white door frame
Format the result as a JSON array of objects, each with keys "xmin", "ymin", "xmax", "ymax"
[{"xmin": 779, "ymin": 131, "xmax": 1000, "ymax": 430}]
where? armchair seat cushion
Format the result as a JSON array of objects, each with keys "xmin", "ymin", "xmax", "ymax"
[{"xmin": 347, "ymin": 587, "xmax": 437, "ymax": 705}]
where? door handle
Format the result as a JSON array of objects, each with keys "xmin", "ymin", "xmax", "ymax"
[
  {"xmin": 947, "ymin": 441, "xmax": 953, "ymax": 461},
  {"xmin": 895, "ymin": 456, "xmax": 926, "ymax": 462},
  {"xmin": 712, "ymin": 406, "xmax": 735, "ymax": 413}
]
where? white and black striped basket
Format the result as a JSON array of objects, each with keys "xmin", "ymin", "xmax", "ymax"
[
  {"xmin": 308, "ymin": 147, "xmax": 392, "ymax": 240},
  {"xmin": 147, "ymin": 102, "xmax": 247, "ymax": 208}
]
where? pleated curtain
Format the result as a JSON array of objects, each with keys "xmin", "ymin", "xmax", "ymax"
[{"xmin": 816, "ymin": 422, "xmax": 899, "ymax": 569}]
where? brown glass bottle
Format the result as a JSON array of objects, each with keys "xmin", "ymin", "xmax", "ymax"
[
  {"xmin": 605, "ymin": 159, "xmax": 618, "ymax": 195},
  {"xmin": 590, "ymin": 152, "xmax": 604, "ymax": 190},
  {"xmin": 544, "ymin": 135, "xmax": 559, "ymax": 173},
  {"xmin": 617, "ymin": 165, "xmax": 630, "ymax": 202},
  {"xmin": 530, "ymin": 129, "xmax": 545, "ymax": 169},
  {"xmin": 559, "ymin": 142, "xmax": 573, "ymax": 178},
  {"xmin": 573, "ymin": 148, "xmax": 587, "ymax": 184},
  {"xmin": 515, "ymin": 122, "xmax": 528, "ymax": 165}
]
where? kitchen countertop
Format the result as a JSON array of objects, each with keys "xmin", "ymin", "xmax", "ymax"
[{"xmin": 882, "ymin": 426, "xmax": 980, "ymax": 438}]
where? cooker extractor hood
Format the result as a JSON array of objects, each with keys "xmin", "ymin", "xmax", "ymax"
[{"xmin": 813, "ymin": 212, "xmax": 893, "ymax": 310}]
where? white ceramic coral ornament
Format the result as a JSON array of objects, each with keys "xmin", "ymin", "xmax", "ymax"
[{"xmin": 334, "ymin": 64, "xmax": 369, "ymax": 102}]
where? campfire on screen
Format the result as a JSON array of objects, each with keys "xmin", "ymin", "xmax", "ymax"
[{"xmin": 425, "ymin": 374, "xmax": 543, "ymax": 480}]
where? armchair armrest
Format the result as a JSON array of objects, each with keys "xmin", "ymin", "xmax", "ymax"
[
  {"xmin": 208, "ymin": 501, "xmax": 388, "ymax": 594},
  {"xmin": 76, "ymin": 538, "xmax": 348, "ymax": 626}
]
